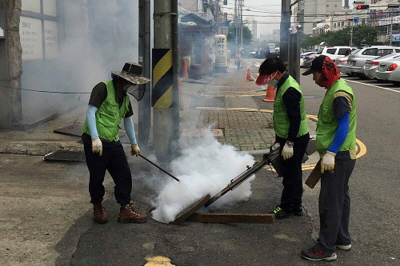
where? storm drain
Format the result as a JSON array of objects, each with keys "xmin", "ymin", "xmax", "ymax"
[{"xmin": 44, "ymin": 150, "xmax": 85, "ymax": 162}]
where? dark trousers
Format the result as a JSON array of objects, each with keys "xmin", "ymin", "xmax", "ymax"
[
  {"xmin": 84, "ymin": 143, "xmax": 132, "ymax": 205},
  {"xmin": 317, "ymin": 153, "xmax": 356, "ymax": 253},
  {"xmin": 278, "ymin": 134, "xmax": 309, "ymax": 212}
]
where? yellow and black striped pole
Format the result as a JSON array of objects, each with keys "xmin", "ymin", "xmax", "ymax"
[{"xmin": 152, "ymin": 49, "xmax": 173, "ymax": 108}]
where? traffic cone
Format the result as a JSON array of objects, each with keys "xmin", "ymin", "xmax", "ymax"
[
  {"xmin": 263, "ymin": 85, "xmax": 276, "ymax": 102},
  {"xmin": 182, "ymin": 60, "xmax": 189, "ymax": 78},
  {"xmin": 245, "ymin": 67, "xmax": 254, "ymax": 81}
]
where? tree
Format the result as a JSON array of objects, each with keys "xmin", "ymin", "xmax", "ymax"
[
  {"xmin": 227, "ymin": 24, "xmax": 253, "ymax": 50},
  {"xmin": 301, "ymin": 25, "xmax": 377, "ymax": 49}
]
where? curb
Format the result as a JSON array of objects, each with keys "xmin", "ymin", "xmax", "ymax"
[{"xmin": 0, "ymin": 140, "xmax": 83, "ymax": 156}]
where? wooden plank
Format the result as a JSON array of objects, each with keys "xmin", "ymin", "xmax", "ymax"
[
  {"xmin": 186, "ymin": 213, "xmax": 276, "ymax": 224},
  {"xmin": 171, "ymin": 195, "xmax": 211, "ymax": 225},
  {"xmin": 305, "ymin": 159, "xmax": 321, "ymax": 189}
]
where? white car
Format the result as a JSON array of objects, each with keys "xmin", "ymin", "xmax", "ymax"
[
  {"xmin": 363, "ymin": 53, "xmax": 400, "ymax": 80},
  {"xmin": 375, "ymin": 59, "xmax": 400, "ymax": 86},
  {"xmin": 317, "ymin": 46, "xmax": 352, "ymax": 60},
  {"xmin": 335, "ymin": 49, "xmax": 361, "ymax": 77}
]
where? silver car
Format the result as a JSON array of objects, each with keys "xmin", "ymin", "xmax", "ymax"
[
  {"xmin": 375, "ymin": 59, "xmax": 400, "ymax": 86},
  {"xmin": 363, "ymin": 53, "xmax": 400, "ymax": 80},
  {"xmin": 335, "ymin": 49, "xmax": 361, "ymax": 77},
  {"xmin": 347, "ymin": 46, "xmax": 400, "ymax": 78}
]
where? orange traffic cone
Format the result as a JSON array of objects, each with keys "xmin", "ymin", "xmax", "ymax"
[
  {"xmin": 182, "ymin": 60, "xmax": 189, "ymax": 78},
  {"xmin": 245, "ymin": 67, "xmax": 254, "ymax": 81},
  {"xmin": 263, "ymin": 85, "xmax": 276, "ymax": 102}
]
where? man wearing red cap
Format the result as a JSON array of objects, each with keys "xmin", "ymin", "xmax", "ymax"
[
  {"xmin": 300, "ymin": 55, "xmax": 357, "ymax": 261},
  {"xmin": 257, "ymin": 57, "xmax": 310, "ymax": 219}
]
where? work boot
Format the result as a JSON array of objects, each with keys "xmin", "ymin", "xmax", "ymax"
[
  {"xmin": 93, "ymin": 203, "xmax": 108, "ymax": 224},
  {"xmin": 118, "ymin": 204, "xmax": 147, "ymax": 224},
  {"xmin": 270, "ymin": 206, "xmax": 291, "ymax": 220}
]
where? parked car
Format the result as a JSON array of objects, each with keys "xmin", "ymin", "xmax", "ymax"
[
  {"xmin": 363, "ymin": 53, "xmax": 400, "ymax": 80},
  {"xmin": 300, "ymin": 52, "xmax": 315, "ymax": 68},
  {"xmin": 317, "ymin": 46, "xmax": 353, "ymax": 60},
  {"xmin": 302, "ymin": 53, "xmax": 319, "ymax": 68},
  {"xmin": 375, "ymin": 59, "xmax": 400, "ymax": 86},
  {"xmin": 347, "ymin": 46, "xmax": 400, "ymax": 78}
]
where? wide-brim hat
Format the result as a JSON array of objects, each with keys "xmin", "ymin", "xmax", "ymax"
[{"xmin": 111, "ymin": 62, "xmax": 150, "ymax": 85}]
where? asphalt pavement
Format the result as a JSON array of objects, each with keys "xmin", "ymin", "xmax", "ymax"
[{"xmin": 3, "ymin": 59, "xmax": 396, "ymax": 266}]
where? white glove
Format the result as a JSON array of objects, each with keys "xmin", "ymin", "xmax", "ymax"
[
  {"xmin": 321, "ymin": 151, "xmax": 336, "ymax": 173},
  {"xmin": 92, "ymin": 137, "xmax": 103, "ymax": 156},
  {"xmin": 131, "ymin": 144, "xmax": 140, "ymax": 157},
  {"xmin": 281, "ymin": 142, "xmax": 294, "ymax": 160}
]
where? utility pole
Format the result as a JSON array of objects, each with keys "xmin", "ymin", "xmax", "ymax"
[
  {"xmin": 390, "ymin": 12, "xmax": 393, "ymax": 45},
  {"xmin": 280, "ymin": 0, "xmax": 291, "ymax": 65},
  {"xmin": 153, "ymin": 0, "xmax": 179, "ymax": 163},
  {"xmin": 350, "ymin": 20, "xmax": 353, "ymax": 47},
  {"xmin": 235, "ymin": 0, "xmax": 238, "ymax": 52},
  {"xmin": 138, "ymin": 0, "xmax": 151, "ymax": 147},
  {"xmin": 240, "ymin": 0, "xmax": 243, "ymax": 48},
  {"xmin": 216, "ymin": 0, "xmax": 220, "ymax": 34}
]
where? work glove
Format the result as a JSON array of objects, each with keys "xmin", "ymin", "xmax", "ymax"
[
  {"xmin": 321, "ymin": 151, "xmax": 336, "ymax": 173},
  {"xmin": 281, "ymin": 142, "xmax": 294, "ymax": 160},
  {"xmin": 92, "ymin": 137, "xmax": 103, "ymax": 156},
  {"xmin": 131, "ymin": 144, "xmax": 140, "ymax": 157}
]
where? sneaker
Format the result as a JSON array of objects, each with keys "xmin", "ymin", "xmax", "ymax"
[
  {"xmin": 293, "ymin": 206, "xmax": 303, "ymax": 216},
  {"xmin": 93, "ymin": 203, "xmax": 108, "ymax": 224},
  {"xmin": 118, "ymin": 204, "xmax": 147, "ymax": 224},
  {"xmin": 301, "ymin": 245, "xmax": 337, "ymax": 261},
  {"xmin": 336, "ymin": 244, "xmax": 352, "ymax": 251},
  {"xmin": 270, "ymin": 206, "xmax": 291, "ymax": 219}
]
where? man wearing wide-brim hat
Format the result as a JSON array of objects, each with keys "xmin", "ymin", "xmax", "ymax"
[{"xmin": 82, "ymin": 62, "xmax": 150, "ymax": 224}]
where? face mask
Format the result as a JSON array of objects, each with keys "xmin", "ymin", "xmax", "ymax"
[
  {"xmin": 123, "ymin": 84, "xmax": 137, "ymax": 94},
  {"xmin": 126, "ymin": 85, "xmax": 138, "ymax": 94}
]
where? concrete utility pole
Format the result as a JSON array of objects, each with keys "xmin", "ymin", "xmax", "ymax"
[
  {"xmin": 138, "ymin": 0, "xmax": 151, "ymax": 146},
  {"xmin": 280, "ymin": 0, "xmax": 291, "ymax": 65},
  {"xmin": 240, "ymin": 0, "xmax": 243, "ymax": 48},
  {"xmin": 153, "ymin": 0, "xmax": 179, "ymax": 163},
  {"xmin": 216, "ymin": 0, "xmax": 220, "ymax": 34},
  {"xmin": 235, "ymin": 0, "xmax": 238, "ymax": 52}
]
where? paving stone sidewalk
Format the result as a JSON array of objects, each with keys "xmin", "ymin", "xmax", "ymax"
[{"xmin": 180, "ymin": 62, "xmax": 276, "ymax": 152}]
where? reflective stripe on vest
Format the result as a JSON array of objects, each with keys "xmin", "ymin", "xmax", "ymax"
[
  {"xmin": 316, "ymin": 78, "xmax": 357, "ymax": 153},
  {"xmin": 82, "ymin": 80, "xmax": 130, "ymax": 142},
  {"xmin": 273, "ymin": 75, "xmax": 309, "ymax": 139}
]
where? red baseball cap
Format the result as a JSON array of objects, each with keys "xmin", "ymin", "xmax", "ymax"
[{"xmin": 255, "ymin": 71, "xmax": 278, "ymax": 85}]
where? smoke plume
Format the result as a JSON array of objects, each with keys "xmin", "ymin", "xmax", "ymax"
[{"xmin": 151, "ymin": 129, "xmax": 255, "ymax": 223}]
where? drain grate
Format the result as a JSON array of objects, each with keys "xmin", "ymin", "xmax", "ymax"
[{"xmin": 44, "ymin": 150, "xmax": 85, "ymax": 162}]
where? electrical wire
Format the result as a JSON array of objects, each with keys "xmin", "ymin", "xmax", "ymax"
[{"xmin": 0, "ymin": 85, "xmax": 91, "ymax": 95}]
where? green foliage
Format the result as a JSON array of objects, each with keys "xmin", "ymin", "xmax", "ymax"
[
  {"xmin": 301, "ymin": 25, "xmax": 377, "ymax": 49},
  {"xmin": 227, "ymin": 25, "xmax": 253, "ymax": 47}
]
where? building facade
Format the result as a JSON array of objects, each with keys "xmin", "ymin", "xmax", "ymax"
[{"xmin": 0, "ymin": 0, "xmax": 139, "ymax": 129}]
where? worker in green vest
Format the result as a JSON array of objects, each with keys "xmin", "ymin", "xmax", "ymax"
[
  {"xmin": 82, "ymin": 62, "xmax": 150, "ymax": 224},
  {"xmin": 301, "ymin": 55, "xmax": 357, "ymax": 262},
  {"xmin": 257, "ymin": 57, "xmax": 310, "ymax": 220}
]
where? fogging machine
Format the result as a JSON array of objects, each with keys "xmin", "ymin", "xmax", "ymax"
[{"xmin": 205, "ymin": 143, "xmax": 284, "ymax": 207}]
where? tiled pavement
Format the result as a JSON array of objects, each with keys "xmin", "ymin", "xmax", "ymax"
[{"xmin": 181, "ymin": 61, "xmax": 278, "ymax": 152}]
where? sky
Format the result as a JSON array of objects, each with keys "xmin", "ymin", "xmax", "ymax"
[{"xmin": 222, "ymin": 0, "xmax": 355, "ymax": 37}]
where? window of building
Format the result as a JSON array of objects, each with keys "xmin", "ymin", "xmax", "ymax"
[{"xmin": 20, "ymin": 0, "xmax": 58, "ymax": 60}]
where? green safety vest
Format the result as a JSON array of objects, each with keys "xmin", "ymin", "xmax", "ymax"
[
  {"xmin": 273, "ymin": 75, "xmax": 309, "ymax": 139},
  {"xmin": 316, "ymin": 78, "xmax": 357, "ymax": 154},
  {"xmin": 82, "ymin": 80, "xmax": 130, "ymax": 142}
]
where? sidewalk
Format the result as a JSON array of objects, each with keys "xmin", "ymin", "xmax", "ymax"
[{"xmin": 0, "ymin": 61, "xmax": 316, "ymax": 157}]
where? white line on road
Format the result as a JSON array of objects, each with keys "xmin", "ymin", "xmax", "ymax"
[{"xmin": 345, "ymin": 79, "xmax": 400, "ymax": 93}]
